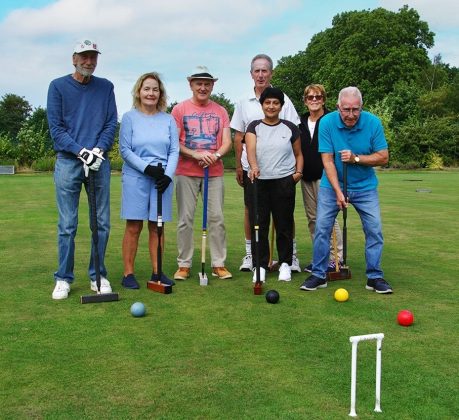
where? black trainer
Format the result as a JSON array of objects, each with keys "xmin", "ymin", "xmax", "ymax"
[
  {"xmin": 121, "ymin": 274, "xmax": 140, "ymax": 289},
  {"xmin": 366, "ymin": 278, "xmax": 393, "ymax": 294},
  {"xmin": 300, "ymin": 275, "xmax": 327, "ymax": 291}
]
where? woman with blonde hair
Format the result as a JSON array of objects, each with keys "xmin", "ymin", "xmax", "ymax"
[{"xmin": 119, "ymin": 72, "xmax": 179, "ymax": 288}]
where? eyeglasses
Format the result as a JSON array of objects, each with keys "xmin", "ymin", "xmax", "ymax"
[
  {"xmin": 304, "ymin": 94, "xmax": 323, "ymax": 101},
  {"xmin": 339, "ymin": 107, "xmax": 361, "ymax": 115}
]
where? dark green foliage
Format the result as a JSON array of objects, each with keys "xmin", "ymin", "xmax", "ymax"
[
  {"xmin": 0, "ymin": 93, "xmax": 32, "ymax": 141},
  {"xmin": 272, "ymin": 6, "xmax": 434, "ymax": 110},
  {"xmin": 392, "ymin": 116, "xmax": 459, "ymax": 167}
]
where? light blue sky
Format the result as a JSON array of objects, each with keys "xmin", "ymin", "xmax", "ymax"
[{"xmin": 0, "ymin": 0, "xmax": 457, "ymax": 116}]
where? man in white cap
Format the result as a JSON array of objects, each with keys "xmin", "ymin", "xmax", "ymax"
[
  {"xmin": 47, "ymin": 39, "xmax": 117, "ymax": 299},
  {"xmin": 171, "ymin": 66, "xmax": 233, "ymax": 280}
]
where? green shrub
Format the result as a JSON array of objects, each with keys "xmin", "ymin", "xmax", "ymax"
[
  {"xmin": 110, "ymin": 156, "xmax": 123, "ymax": 172},
  {"xmin": 31, "ymin": 156, "xmax": 56, "ymax": 172}
]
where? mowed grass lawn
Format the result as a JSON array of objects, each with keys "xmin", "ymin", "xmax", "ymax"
[{"xmin": 0, "ymin": 170, "xmax": 458, "ymax": 419}]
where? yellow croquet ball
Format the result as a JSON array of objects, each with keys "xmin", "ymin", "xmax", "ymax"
[{"xmin": 334, "ymin": 288, "xmax": 349, "ymax": 302}]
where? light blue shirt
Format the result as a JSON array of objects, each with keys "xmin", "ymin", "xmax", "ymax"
[
  {"xmin": 120, "ymin": 109, "xmax": 179, "ymax": 179},
  {"xmin": 319, "ymin": 111, "xmax": 387, "ymax": 191}
]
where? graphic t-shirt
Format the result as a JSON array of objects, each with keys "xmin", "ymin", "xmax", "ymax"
[{"xmin": 172, "ymin": 99, "xmax": 230, "ymax": 177}]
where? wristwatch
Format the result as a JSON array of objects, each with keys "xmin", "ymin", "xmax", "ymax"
[
  {"xmin": 354, "ymin": 154, "xmax": 360, "ymax": 164},
  {"xmin": 215, "ymin": 152, "xmax": 222, "ymax": 160}
]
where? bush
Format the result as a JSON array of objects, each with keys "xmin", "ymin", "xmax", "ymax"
[
  {"xmin": 31, "ymin": 156, "xmax": 56, "ymax": 172},
  {"xmin": 0, "ymin": 133, "xmax": 16, "ymax": 161},
  {"xmin": 16, "ymin": 124, "xmax": 53, "ymax": 167},
  {"xmin": 110, "ymin": 156, "xmax": 123, "ymax": 172}
]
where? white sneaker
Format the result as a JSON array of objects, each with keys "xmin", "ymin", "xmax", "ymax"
[
  {"xmin": 91, "ymin": 277, "xmax": 113, "ymax": 294},
  {"xmin": 278, "ymin": 263, "xmax": 292, "ymax": 281},
  {"xmin": 239, "ymin": 255, "xmax": 253, "ymax": 271},
  {"xmin": 290, "ymin": 255, "xmax": 301, "ymax": 273},
  {"xmin": 252, "ymin": 267, "xmax": 266, "ymax": 283},
  {"xmin": 52, "ymin": 280, "xmax": 70, "ymax": 300}
]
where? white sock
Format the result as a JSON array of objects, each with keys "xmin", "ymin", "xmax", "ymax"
[{"xmin": 245, "ymin": 239, "xmax": 252, "ymax": 256}]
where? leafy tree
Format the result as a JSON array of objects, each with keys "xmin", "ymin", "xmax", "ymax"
[
  {"xmin": 210, "ymin": 93, "xmax": 235, "ymax": 119},
  {"xmin": 29, "ymin": 107, "xmax": 52, "ymax": 153},
  {"xmin": 272, "ymin": 6, "xmax": 434, "ymax": 110},
  {"xmin": 15, "ymin": 122, "xmax": 53, "ymax": 167},
  {"xmin": 0, "ymin": 93, "xmax": 32, "ymax": 141}
]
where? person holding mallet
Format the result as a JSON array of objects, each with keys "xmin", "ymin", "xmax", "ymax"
[{"xmin": 119, "ymin": 72, "xmax": 179, "ymax": 289}]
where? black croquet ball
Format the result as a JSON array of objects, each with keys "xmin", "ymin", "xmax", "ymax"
[{"xmin": 265, "ymin": 290, "xmax": 280, "ymax": 304}]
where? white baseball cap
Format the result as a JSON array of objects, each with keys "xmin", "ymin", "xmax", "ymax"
[
  {"xmin": 73, "ymin": 39, "xmax": 101, "ymax": 54},
  {"xmin": 187, "ymin": 66, "xmax": 218, "ymax": 81}
]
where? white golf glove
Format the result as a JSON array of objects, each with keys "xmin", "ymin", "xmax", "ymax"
[{"xmin": 78, "ymin": 147, "xmax": 104, "ymax": 172}]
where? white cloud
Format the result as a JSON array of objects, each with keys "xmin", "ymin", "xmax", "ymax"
[
  {"xmin": 380, "ymin": 0, "xmax": 459, "ymax": 27},
  {"xmin": 0, "ymin": 0, "xmax": 457, "ymax": 116}
]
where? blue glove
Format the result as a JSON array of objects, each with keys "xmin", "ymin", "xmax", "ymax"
[{"xmin": 156, "ymin": 175, "xmax": 172, "ymax": 193}]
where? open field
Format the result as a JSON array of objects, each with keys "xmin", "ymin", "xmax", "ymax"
[{"xmin": 0, "ymin": 170, "xmax": 458, "ymax": 419}]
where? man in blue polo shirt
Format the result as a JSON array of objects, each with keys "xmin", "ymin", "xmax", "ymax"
[{"xmin": 300, "ymin": 86, "xmax": 392, "ymax": 294}]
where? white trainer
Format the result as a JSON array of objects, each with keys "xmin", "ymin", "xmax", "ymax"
[
  {"xmin": 239, "ymin": 255, "xmax": 253, "ymax": 271},
  {"xmin": 52, "ymin": 280, "xmax": 70, "ymax": 300},
  {"xmin": 290, "ymin": 255, "xmax": 301, "ymax": 273},
  {"xmin": 91, "ymin": 277, "xmax": 113, "ymax": 294},
  {"xmin": 278, "ymin": 263, "xmax": 292, "ymax": 281},
  {"xmin": 252, "ymin": 267, "xmax": 266, "ymax": 283}
]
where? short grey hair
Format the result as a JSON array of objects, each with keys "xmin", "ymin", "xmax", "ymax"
[
  {"xmin": 250, "ymin": 54, "xmax": 273, "ymax": 72},
  {"xmin": 337, "ymin": 87, "xmax": 363, "ymax": 106}
]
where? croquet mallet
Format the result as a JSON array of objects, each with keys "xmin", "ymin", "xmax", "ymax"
[
  {"xmin": 147, "ymin": 164, "xmax": 172, "ymax": 294},
  {"xmin": 199, "ymin": 167, "xmax": 209, "ymax": 286},
  {"xmin": 328, "ymin": 161, "xmax": 352, "ymax": 280},
  {"xmin": 253, "ymin": 178, "xmax": 263, "ymax": 295},
  {"xmin": 81, "ymin": 169, "xmax": 119, "ymax": 304},
  {"xmin": 327, "ymin": 225, "xmax": 351, "ymax": 281}
]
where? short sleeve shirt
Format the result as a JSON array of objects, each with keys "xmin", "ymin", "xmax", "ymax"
[{"xmin": 246, "ymin": 119, "xmax": 300, "ymax": 179}]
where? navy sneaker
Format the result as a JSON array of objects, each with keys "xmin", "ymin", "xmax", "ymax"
[
  {"xmin": 122, "ymin": 274, "xmax": 140, "ymax": 289},
  {"xmin": 151, "ymin": 273, "xmax": 175, "ymax": 286},
  {"xmin": 300, "ymin": 275, "xmax": 327, "ymax": 291},
  {"xmin": 366, "ymin": 278, "xmax": 393, "ymax": 294},
  {"xmin": 303, "ymin": 263, "xmax": 313, "ymax": 273}
]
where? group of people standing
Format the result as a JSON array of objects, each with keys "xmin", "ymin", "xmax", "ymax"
[{"xmin": 48, "ymin": 39, "xmax": 392, "ymax": 300}]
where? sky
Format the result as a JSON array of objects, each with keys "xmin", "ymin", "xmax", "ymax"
[{"xmin": 0, "ymin": 0, "xmax": 458, "ymax": 117}]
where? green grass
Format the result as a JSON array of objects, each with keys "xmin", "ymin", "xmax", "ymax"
[{"xmin": 0, "ymin": 170, "xmax": 458, "ymax": 419}]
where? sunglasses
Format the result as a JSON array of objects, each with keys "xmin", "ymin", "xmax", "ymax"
[{"xmin": 304, "ymin": 94, "xmax": 323, "ymax": 101}]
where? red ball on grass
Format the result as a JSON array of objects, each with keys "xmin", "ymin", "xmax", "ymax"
[{"xmin": 397, "ymin": 310, "xmax": 414, "ymax": 327}]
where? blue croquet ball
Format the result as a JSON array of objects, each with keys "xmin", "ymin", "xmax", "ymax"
[
  {"xmin": 265, "ymin": 290, "xmax": 280, "ymax": 304},
  {"xmin": 130, "ymin": 302, "xmax": 146, "ymax": 317}
]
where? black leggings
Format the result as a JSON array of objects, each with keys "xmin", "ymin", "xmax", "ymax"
[{"xmin": 247, "ymin": 175, "xmax": 296, "ymax": 269}]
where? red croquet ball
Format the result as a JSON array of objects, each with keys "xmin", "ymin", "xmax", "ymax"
[{"xmin": 397, "ymin": 310, "xmax": 414, "ymax": 326}]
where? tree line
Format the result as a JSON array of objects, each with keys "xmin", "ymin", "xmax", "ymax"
[{"xmin": 0, "ymin": 6, "xmax": 457, "ymax": 170}]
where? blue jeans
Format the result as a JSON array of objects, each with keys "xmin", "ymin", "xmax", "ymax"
[
  {"xmin": 54, "ymin": 157, "xmax": 111, "ymax": 283},
  {"xmin": 312, "ymin": 187, "xmax": 384, "ymax": 280}
]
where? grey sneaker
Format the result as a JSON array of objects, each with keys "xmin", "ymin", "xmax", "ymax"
[
  {"xmin": 239, "ymin": 255, "xmax": 253, "ymax": 271},
  {"xmin": 290, "ymin": 255, "xmax": 301, "ymax": 273}
]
